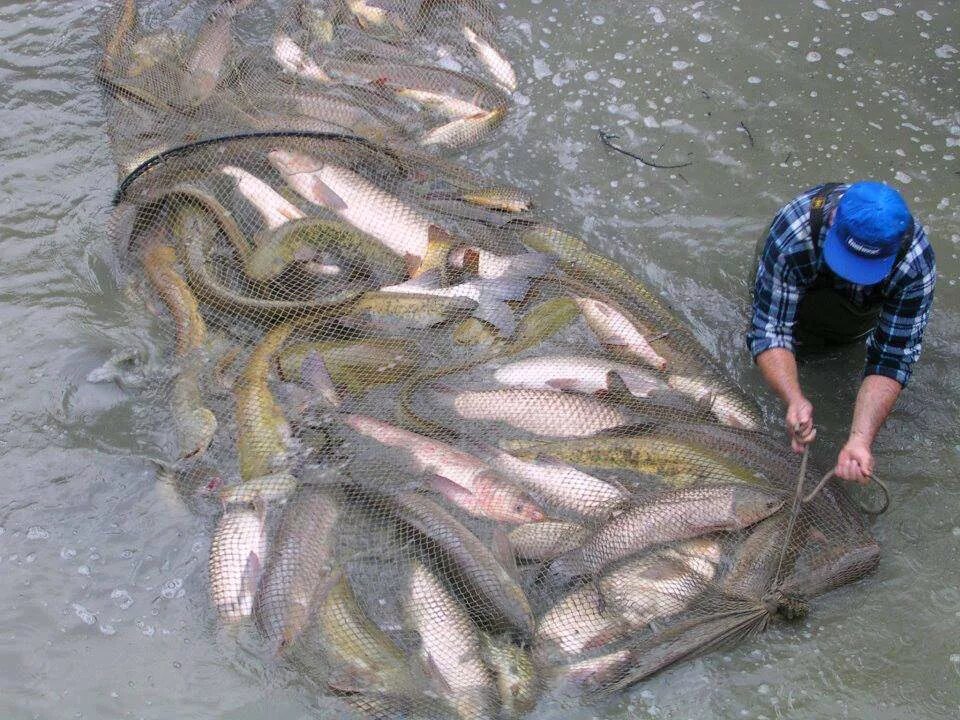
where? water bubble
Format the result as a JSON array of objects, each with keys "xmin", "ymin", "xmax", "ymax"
[
  {"xmin": 78, "ymin": 565, "xmax": 90, "ymax": 576},
  {"xmin": 806, "ymin": 51, "xmax": 822, "ymax": 62},
  {"xmin": 747, "ymin": 76, "xmax": 762, "ymax": 84},
  {"xmin": 934, "ymin": 45, "xmax": 957, "ymax": 59},
  {"xmin": 60, "ymin": 547, "xmax": 76, "ymax": 560},
  {"xmin": 648, "ymin": 6, "xmax": 666, "ymax": 24},
  {"xmin": 861, "ymin": 11, "xmax": 879, "ymax": 21},
  {"xmin": 894, "ymin": 171, "xmax": 912, "ymax": 184},
  {"xmin": 672, "ymin": 60, "xmax": 691, "ymax": 70},
  {"xmin": 591, "ymin": 16, "xmax": 605, "ymax": 25},
  {"xmin": 27, "ymin": 526, "xmax": 49, "ymax": 540},
  {"xmin": 876, "ymin": 7, "xmax": 894, "ymax": 16},
  {"xmin": 836, "ymin": 48, "xmax": 854, "ymax": 58},
  {"xmin": 99, "ymin": 623, "xmax": 116, "ymax": 636},
  {"xmin": 72, "ymin": 604, "xmax": 97, "ymax": 625},
  {"xmin": 813, "ymin": 0, "xmax": 831, "ymax": 9},
  {"xmin": 160, "ymin": 578, "xmax": 184, "ymax": 599},
  {"xmin": 916, "ymin": 10, "xmax": 933, "ymax": 21},
  {"xmin": 111, "ymin": 589, "xmax": 134, "ymax": 610},
  {"xmin": 697, "ymin": 32, "xmax": 712, "ymax": 43}
]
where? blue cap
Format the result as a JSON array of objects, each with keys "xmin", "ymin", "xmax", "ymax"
[{"xmin": 823, "ymin": 181, "xmax": 912, "ymax": 285}]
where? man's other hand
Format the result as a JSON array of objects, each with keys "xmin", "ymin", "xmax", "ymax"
[
  {"xmin": 785, "ymin": 397, "xmax": 816, "ymax": 453},
  {"xmin": 834, "ymin": 438, "xmax": 873, "ymax": 484}
]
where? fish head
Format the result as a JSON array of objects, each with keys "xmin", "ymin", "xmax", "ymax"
[{"xmin": 731, "ymin": 486, "xmax": 785, "ymax": 526}]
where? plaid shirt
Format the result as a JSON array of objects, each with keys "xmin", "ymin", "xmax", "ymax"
[{"xmin": 748, "ymin": 184, "xmax": 936, "ymax": 387}]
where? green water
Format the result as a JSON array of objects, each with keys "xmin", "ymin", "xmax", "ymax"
[{"xmin": 1, "ymin": 1, "xmax": 957, "ymax": 718}]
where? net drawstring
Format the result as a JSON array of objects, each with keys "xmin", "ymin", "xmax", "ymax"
[
  {"xmin": 802, "ymin": 468, "xmax": 890, "ymax": 516},
  {"xmin": 773, "ymin": 441, "xmax": 890, "ymax": 590}
]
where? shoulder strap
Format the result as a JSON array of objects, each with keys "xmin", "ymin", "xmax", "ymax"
[{"xmin": 809, "ymin": 182, "xmax": 841, "ymax": 243}]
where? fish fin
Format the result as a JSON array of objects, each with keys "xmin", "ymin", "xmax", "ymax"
[
  {"xmin": 613, "ymin": 369, "xmax": 660, "ymax": 398},
  {"xmin": 307, "ymin": 177, "xmax": 347, "ymax": 210},
  {"xmin": 474, "ymin": 299, "xmax": 516, "ymax": 337},
  {"xmin": 425, "ymin": 473, "xmax": 474, "ymax": 502},
  {"xmin": 545, "ymin": 378, "xmax": 581, "ymax": 392},
  {"xmin": 491, "ymin": 527, "xmax": 522, "ymax": 583},
  {"xmin": 480, "ymin": 275, "xmax": 530, "ymax": 302},
  {"xmin": 427, "ymin": 223, "xmax": 457, "ymax": 247},
  {"xmin": 506, "ymin": 251, "xmax": 555, "ymax": 278},
  {"xmin": 300, "ymin": 350, "xmax": 342, "ymax": 407}
]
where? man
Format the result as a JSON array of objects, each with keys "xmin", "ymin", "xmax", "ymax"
[{"xmin": 747, "ymin": 181, "xmax": 935, "ymax": 483}]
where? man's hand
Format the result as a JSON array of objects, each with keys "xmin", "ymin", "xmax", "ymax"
[
  {"xmin": 785, "ymin": 397, "xmax": 816, "ymax": 453},
  {"xmin": 834, "ymin": 437, "xmax": 874, "ymax": 484}
]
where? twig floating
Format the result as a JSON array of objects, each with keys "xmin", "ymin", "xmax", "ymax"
[
  {"xmin": 598, "ymin": 131, "xmax": 693, "ymax": 169},
  {"xmin": 737, "ymin": 121, "xmax": 755, "ymax": 147}
]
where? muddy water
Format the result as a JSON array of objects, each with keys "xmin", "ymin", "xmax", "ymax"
[{"xmin": 1, "ymin": 1, "xmax": 958, "ymax": 718}]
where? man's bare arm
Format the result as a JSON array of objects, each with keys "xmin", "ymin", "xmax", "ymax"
[
  {"xmin": 756, "ymin": 347, "xmax": 816, "ymax": 452},
  {"xmin": 834, "ymin": 374, "xmax": 901, "ymax": 482}
]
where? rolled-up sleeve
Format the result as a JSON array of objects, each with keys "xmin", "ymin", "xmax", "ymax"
[
  {"xmin": 747, "ymin": 217, "xmax": 804, "ymax": 359},
  {"xmin": 865, "ymin": 266, "xmax": 936, "ymax": 387}
]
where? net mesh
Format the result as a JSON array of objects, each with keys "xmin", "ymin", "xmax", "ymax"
[{"xmin": 99, "ymin": 1, "xmax": 879, "ymax": 716}]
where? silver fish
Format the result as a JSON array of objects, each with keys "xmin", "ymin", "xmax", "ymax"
[
  {"xmin": 255, "ymin": 486, "xmax": 340, "ymax": 651},
  {"xmin": 406, "ymin": 561, "xmax": 499, "ymax": 720},
  {"xmin": 554, "ymin": 485, "xmax": 784, "ymax": 580},
  {"xmin": 209, "ymin": 504, "xmax": 267, "ymax": 622},
  {"xmin": 493, "ymin": 355, "xmax": 664, "ymax": 398},
  {"xmin": 449, "ymin": 388, "xmax": 631, "ymax": 438}
]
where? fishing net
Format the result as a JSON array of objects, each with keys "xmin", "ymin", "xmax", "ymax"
[{"xmin": 98, "ymin": 1, "xmax": 880, "ymax": 717}]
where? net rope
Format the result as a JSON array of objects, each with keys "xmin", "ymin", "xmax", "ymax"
[{"xmin": 96, "ymin": 1, "xmax": 881, "ymax": 717}]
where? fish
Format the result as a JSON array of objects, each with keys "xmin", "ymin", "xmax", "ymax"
[
  {"xmin": 141, "ymin": 241, "xmax": 217, "ymax": 459},
  {"xmin": 179, "ymin": 1, "xmax": 254, "ymax": 107},
  {"xmin": 462, "ymin": 25, "xmax": 517, "ymax": 92},
  {"xmin": 268, "ymin": 150, "xmax": 432, "ymax": 260},
  {"xmin": 419, "ymin": 106, "xmax": 506, "ymax": 149},
  {"xmin": 125, "ymin": 30, "xmax": 183, "ymax": 78},
  {"xmin": 597, "ymin": 541, "xmax": 720, "ymax": 626},
  {"xmin": 169, "ymin": 198, "xmax": 359, "ymax": 320},
  {"xmin": 244, "ymin": 216, "xmax": 406, "ymax": 283},
  {"xmin": 479, "ymin": 447, "xmax": 629, "ymax": 519},
  {"xmin": 507, "ymin": 297, "xmax": 580, "ymax": 355},
  {"xmin": 553, "ymin": 647, "xmax": 634, "ymax": 693},
  {"xmin": 221, "ymin": 165, "xmax": 306, "ymax": 233},
  {"xmin": 533, "ymin": 584, "xmax": 630, "ymax": 664},
  {"xmin": 381, "ymin": 270, "xmax": 525, "ymax": 336},
  {"xmin": 343, "ymin": 414, "xmax": 543, "ymax": 524},
  {"xmin": 348, "ymin": 290, "xmax": 476, "ymax": 330},
  {"xmin": 493, "ymin": 355, "xmax": 664, "ymax": 398},
  {"xmin": 209, "ymin": 503, "xmax": 267, "ymax": 622},
  {"xmin": 317, "ymin": 572, "xmax": 415, "ymax": 695},
  {"xmin": 722, "ymin": 515, "xmax": 790, "ymax": 601},
  {"xmin": 255, "ymin": 485, "xmax": 340, "ymax": 651},
  {"xmin": 447, "ymin": 246, "xmax": 552, "ymax": 279},
  {"xmin": 405, "ymin": 561, "xmax": 499, "ymax": 720},
  {"xmin": 502, "ymin": 435, "xmax": 766, "ymax": 488},
  {"xmin": 234, "ymin": 320, "xmax": 299, "ymax": 483},
  {"xmin": 448, "ymin": 389, "xmax": 631, "ymax": 438},
  {"xmin": 552, "ymin": 485, "xmax": 784, "ymax": 581},
  {"xmin": 392, "ymin": 492, "xmax": 534, "ymax": 638},
  {"xmin": 99, "ymin": 0, "xmax": 138, "ymax": 77},
  {"xmin": 219, "ymin": 472, "xmax": 300, "ymax": 505},
  {"xmin": 575, "ymin": 297, "xmax": 667, "ymax": 371},
  {"xmin": 667, "ymin": 374, "xmax": 762, "ymax": 431},
  {"xmin": 273, "ymin": 34, "xmax": 331, "ymax": 83},
  {"xmin": 480, "ymin": 633, "xmax": 538, "ymax": 715},
  {"xmin": 778, "ymin": 539, "xmax": 880, "ymax": 601},
  {"xmin": 429, "ymin": 187, "xmax": 533, "ymax": 214},
  {"xmin": 508, "ymin": 521, "xmax": 588, "ymax": 562},
  {"xmin": 276, "ymin": 338, "xmax": 418, "ymax": 394}
]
